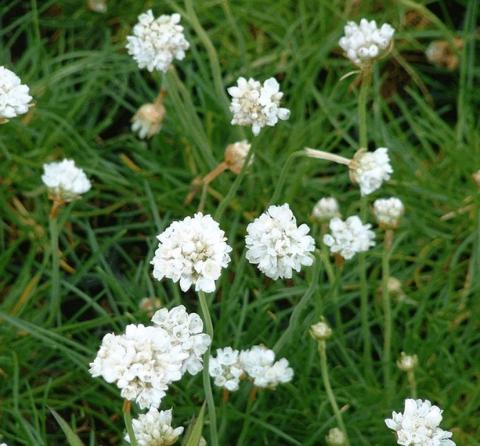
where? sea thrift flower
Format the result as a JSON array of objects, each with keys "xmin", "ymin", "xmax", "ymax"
[
  {"xmin": 89, "ymin": 324, "xmax": 186, "ymax": 409},
  {"xmin": 245, "ymin": 203, "xmax": 315, "ymax": 280},
  {"xmin": 125, "ymin": 408, "xmax": 184, "ymax": 446},
  {"xmin": 385, "ymin": 399, "xmax": 455, "ymax": 446},
  {"xmin": 426, "ymin": 38, "xmax": 463, "ymax": 71},
  {"xmin": 310, "ymin": 319, "xmax": 332, "ymax": 341},
  {"xmin": 132, "ymin": 101, "xmax": 166, "ymax": 139},
  {"xmin": 126, "ymin": 11, "xmax": 189, "ymax": 73},
  {"xmin": 397, "ymin": 352, "xmax": 418, "ymax": 372},
  {"xmin": 373, "ymin": 197, "xmax": 404, "ymax": 229},
  {"xmin": 339, "ymin": 19, "xmax": 395, "ymax": 67},
  {"xmin": 224, "ymin": 140, "xmax": 253, "ymax": 174},
  {"xmin": 323, "ymin": 216, "xmax": 375, "ymax": 260},
  {"xmin": 209, "ymin": 347, "xmax": 244, "ymax": 391},
  {"xmin": 312, "ymin": 197, "xmax": 341, "ymax": 223},
  {"xmin": 151, "ymin": 213, "xmax": 232, "ymax": 293},
  {"xmin": 239, "ymin": 345, "xmax": 293, "ymax": 388},
  {"xmin": 326, "ymin": 427, "xmax": 347, "ymax": 446},
  {"xmin": 350, "ymin": 148, "xmax": 393, "ymax": 195},
  {"xmin": 228, "ymin": 77, "xmax": 290, "ymax": 135},
  {"xmin": 0, "ymin": 66, "xmax": 32, "ymax": 121},
  {"xmin": 152, "ymin": 305, "xmax": 211, "ymax": 375},
  {"xmin": 42, "ymin": 159, "xmax": 91, "ymax": 202}
]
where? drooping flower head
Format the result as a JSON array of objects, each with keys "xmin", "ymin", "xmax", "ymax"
[
  {"xmin": 239, "ymin": 345, "xmax": 293, "ymax": 389},
  {"xmin": 125, "ymin": 408, "xmax": 184, "ymax": 446},
  {"xmin": 350, "ymin": 148, "xmax": 393, "ymax": 196},
  {"xmin": 312, "ymin": 197, "xmax": 341, "ymax": 223},
  {"xmin": 0, "ymin": 66, "xmax": 32, "ymax": 122},
  {"xmin": 228, "ymin": 77, "xmax": 290, "ymax": 135},
  {"xmin": 42, "ymin": 159, "xmax": 91, "ymax": 202},
  {"xmin": 126, "ymin": 11, "xmax": 189, "ymax": 73},
  {"xmin": 245, "ymin": 203, "xmax": 315, "ymax": 280},
  {"xmin": 373, "ymin": 197, "xmax": 404, "ymax": 229},
  {"xmin": 224, "ymin": 140, "xmax": 253, "ymax": 174},
  {"xmin": 339, "ymin": 18, "xmax": 395, "ymax": 67},
  {"xmin": 152, "ymin": 305, "xmax": 211, "ymax": 375},
  {"xmin": 151, "ymin": 213, "xmax": 232, "ymax": 293},
  {"xmin": 385, "ymin": 399, "xmax": 455, "ymax": 446},
  {"xmin": 323, "ymin": 216, "xmax": 375, "ymax": 260},
  {"xmin": 209, "ymin": 347, "xmax": 244, "ymax": 391}
]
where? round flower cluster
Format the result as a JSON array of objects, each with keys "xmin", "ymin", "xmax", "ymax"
[
  {"xmin": 323, "ymin": 216, "xmax": 375, "ymax": 260},
  {"xmin": 350, "ymin": 148, "xmax": 393, "ymax": 196},
  {"xmin": 90, "ymin": 305, "xmax": 210, "ymax": 409},
  {"xmin": 312, "ymin": 197, "xmax": 341, "ymax": 223},
  {"xmin": 132, "ymin": 102, "xmax": 166, "ymax": 139},
  {"xmin": 126, "ymin": 11, "xmax": 189, "ymax": 73},
  {"xmin": 0, "ymin": 66, "xmax": 32, "ymax": 121},
  {"xmin": 245, "ymin": 204, "xmax": 315, "ymax": 279},
  {"xmin": 209, "ymin": 347, "xmax": 244, "ymax": 391},
  {"xmin": 42, "ymin": 159, "xmax": 91, "ymax": 201},
  {"xmin": 310, "ymin": 319, "xmax": 332, "ymax": 341},
  {"xmin": 228, "ymin": 77, "xmax": 290, "ymax": 135},
  {"xmin": 339, "ymin": 18, "xmax": 395, "ymax": 67},
  {"xmin": 151, "ymin": 305, "xmax": 211, "ymax": 375},
  {"xmin": 224, "ymin": 140, "xmax": 253, "ymax": 174},
  {"xmin": 385, "ymin": 399, "xmax": 455, "ymax": 446},
  {"xmin": 125, "ymin": 408, "xmax": 184, "ymax": 446},
  {"xmin": 151, "ymin": 213, "xmax": 232, "ymax": 293},
  {"xmin": 373, "ymin": 197, "xmax": 404, "ymax": 228}
]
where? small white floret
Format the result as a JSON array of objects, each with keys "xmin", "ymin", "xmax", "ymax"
[
  {"xmin": 42, "ymin": 159, "xmax": 91, "ymax": 202},
  {"xmin": 209, "ymin": 347, "xmax": 244, "ymax": 391}
]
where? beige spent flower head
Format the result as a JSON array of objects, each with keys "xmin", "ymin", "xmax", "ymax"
[
  {"xmin": 373, "ymin": 197, "xmax": 404, "ymax": 229},
  {"xmin": 139, "ymin": 297, "xmax": 162, "ymax": 318},
  {"xmin": 472, "ymin": 170, "xmax": 480, "ymax": 188},
  {"xmin": 326, "ymin": 427, "xmax": 347, "ymax": 446},
  {"xmin": 132, "ymin": 101, "xmax": 166, "ymax": 139},
  {"xmin": 87, "ymin": 0, "xmax": 107, "ymax": 13},
  {"xmin": 397, "ymin": 352, "xmax": 418, "ymax": 372},
  {"xmin": 310, "ymin": 318, "xmax": 332, "ymax": 341},
  {"xmin": 224, "ymin": 140, "xmax": 253, "ymax": 174},
  {"xmin": 426, "ymin": 38, "xmax": 463, "ymax": 71},
  {"xmin": 312, "ymin": 197, "xmax": 341, "ymax": 223}
]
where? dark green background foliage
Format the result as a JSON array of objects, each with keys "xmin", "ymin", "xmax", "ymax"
[{"xmin": 0, "ymin": 0, "xmax": 479, "ymax": 445}]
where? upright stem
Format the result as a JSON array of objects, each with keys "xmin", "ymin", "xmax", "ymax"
[
  {"xmin": 407, "ymin": 369, "xmax": 417, "ymax": 398},
  {"xmin": 236, "ymin": 386, "xmax": 256, "ymax": 446},
  {"xmin": 198, "ymin": 291, "xmax": 219, "ymax": 446},
  {"xmin": 318, "ymin": 341, "xmax": 350, "ymax": 446},
  {"xmin": 358, "ymin": 67, "xmax": 371, "ymax": 149},
  {"xmin": 382, "ymin": 229, "xmax": 394, "ymax": 399},
  {"xmin": 48, "ymin": 202, "xmax": 61, "ymax": 325},
  {"xmin": 123, "ymin": 400, "xmax": 137, "ymax": 446}
]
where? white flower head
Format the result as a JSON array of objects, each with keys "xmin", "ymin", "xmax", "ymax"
[
  {"xmin": 323, "ymin": 216, "xmax": 375, "ymax": 260},
  {"xmin": 239, "ymin": 345, "xmax": 293, "ymax": 389},
  {"xmin": 125, "ymin": 407, "xmax": 184, "ymax": 446},
  {"xmin": 310, "ymin": 319, "xmax": 332, "ymax": 341},
  {"xmin": 245, "ymin": 203, "xmax": 315, "ymax": 280},
  {"xmin": 397, "ymin": 352, "xmax": 418, "ymax": 372},
  {"xmin": 350, "ymin": 148, "xmax": 393, "ymax": 196},
  {"xmin": 312, "ymin": 197, "xmax": 341, "ymax": 223},
  {"xmin": 209, "ymin": 347, "xmax": 244, "ymax": 391},
  {"xmin": 42, "ymin": 159, "xmax": 91, "ymax": 202},
  {"xmin": 152, "ymin": 305, "xmax": 211, "ymax": 376},
  {"xmin": 89, "ymin": 324, "xmax": 187, "ymax": 409},
  {"xmin": 373, "ymin": 197, "xmax": 404, "ymax": 228},
  {"xmin": 126, "ymin": 11, "xmax": 189, "ymax": 73},
  {"xmin": 339, "ymin": 18, "xmax": 395, "ymax": 67},
  {"xmin": 0, "ymin": 66, "xmax": 32, "ymax": 121},
  {"xmin": 228, "ymin": 77, "xmax": 290, "ymax": 135},
  {"xmin": 385, "ymin": 399, "xmax": 455, "ymax": 446},
  {"xmin": 326, "ymin": 427, "xmax": 347, "ymax": 446},
  {"xmin": 132, "ymin": 101, "xmax": 166, "ymax": 139},
  {"xmin": 224, "ymin": 140, "xmax": 253, "ymax": 174},
  {"xmin": 151, "ymin": 213, "xmax": 232, "ymax": 293}
]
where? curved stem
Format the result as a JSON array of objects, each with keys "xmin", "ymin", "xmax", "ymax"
[
  {"xmin": 304, "ymin": 148, "xmax": 351, "ymax": 166},
  {"xmin": 123, "ymin": 400, "xmax": 137, "ymax": 446},
  {"xmin": 382, "ymin": 229, "xmax": 394, "ymax": 399},
  {"xmin": 198, "ymin": 291, "xmax": 219, "ymax": 446},
  {"xmin": 318, "ymin": 341, "xmax": 350, "ymax": 446},
  {"xmin": 203, "ymin": 162, "xmax": 228, "ymax": 186}
]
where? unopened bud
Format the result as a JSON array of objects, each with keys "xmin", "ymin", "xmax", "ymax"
[
  {"xmin": 87, "ymin": 0, "xmax": 107, "ymax": 13},
  {"xmin": 326, "ymin": 427, "xmax": 347, "ymax": 446},
  {"xmin": 310, "ymin": 318, "xmax": 332, "ymax": 341},
  {"xmin": 397, "ymin": 352, "xmax": 418, "ymax": 372},
  {"xmin": 224, "ymin": 140, "xmax": 253, "ymax": 174}
]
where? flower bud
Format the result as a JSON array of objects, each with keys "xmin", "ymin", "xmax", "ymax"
[
  {"xmin": 224, "ymin": 140, "xmax": 253, "ymax": 174},
  {"xmin": 326, "ymin": 427, "xmax": 347, "ymax": 446},
  {"xmin": 397, "ymin": 352, "xmax": 418, "ymax": 372},
  {"xmin": 87, "ymin": 0, "xmax": 107, "ymax": 13},
  {"xmin": 131, "ymin": 102, "xmax": 166, "ymax": 139},
  {"xmin": 312, "ymin": 197, "xmax": 341, "ymax": 223},
  {"xmin": 310, "ymin": 319, "xmax": 332, "ymax": 341},
  {"xmin": 373, "ymin": 197, "xmax": 404, "ymax": 229}
]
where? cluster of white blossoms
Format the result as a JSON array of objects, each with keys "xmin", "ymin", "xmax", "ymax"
[
  {"xmin": 228, "ymin": 77, "xmax": 290, "ymax": 135},
  {"xmin": 323, "ymin": 216, "xmax": 375, "ymax": 260},
  {"xmin": 126, "ymin": 11, "xmax": 189, "ymax": 73},
  {"xmin": 126, "ymin": 408, "xmax": 184, "ymax": 446},
  {"xmin": 350, "ymin": 148, "xmax": 393, "ymax": 196},
  {"xmin": 339, "ymin": 18, "xmax": 395, "ymax": 67},
  {"xmin": 312, "ymin": 197, "xmax": 341, "ymax": 223},
  {"xmin": 385, "ymin": 399, "xmax": 455, "ymax": 446},
  {"xmin": 209, "ymin": 347, "xmax": 244, "ymax": 391},
  {"xmin": 373, "ymin": 197, "xmax": 404, "ymax": 228},
  {"xmin": 0, "ymin": 66, "xmax": 32, "ymax": 121},
  {"xmin": 245, "ymin": 204, "xmax": 315, "ymax": 279},
  {"xmin": 151, "ymin": 305, "xmax": 211, "ymax": 375},
  {"xmin": 42, "ymin": 159, "xmax": 91, "ymax": 202},
  {"xmin": 224, "ymin": 140, "xmax": 253, "ymax": 174},
  {"xmin": 90, "ymin": 305, "xmax": 210, "ymax": 409},
  {"xmin": 151, "ymin": 213, "xmax": 232, "ymax": 293}
]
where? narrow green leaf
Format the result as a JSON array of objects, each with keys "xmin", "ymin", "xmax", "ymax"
[
  {"xmin": 49, "ymin": 408, "xmax": 85, "ymax": 446},
  {"xmin": 182, "ymin": 402, "xmax": 207, "ymax": 446}
]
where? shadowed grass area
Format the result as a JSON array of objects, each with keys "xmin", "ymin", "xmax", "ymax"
[{"xmin": 0, "ymin": 0, "xmax": 479, "ymax": 445}]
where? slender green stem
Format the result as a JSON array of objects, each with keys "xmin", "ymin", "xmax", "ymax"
[
  {"xmin": 407, "ymin": 370, "xmax": 417, "ymax": 398},
  {"xmin": 358, "ymin": 67, "xmax": 371, "ymax": 149},
  {"xmin": 198, "ymin": 291, "xmax": 219, "ymax": 446},
  {"xmin": 332, "ymin": 262, "xmax": 344, "ymax": 334},
  {"xmin": 236, "ymin": 387, "xmax": 256, "ymax": 446},
  {"xmin": 123, "ymin": 400, "xmax": 137, "ymax": 446},
  {"xmin": 269, "ymin": 151, "xmax": 305, "ymax": 205},
  {"xmin": 318, "ymin": 341, "xmax": 350, "ymax": 446},
  {"xmin": 48, "ymin": 213, "xmax": 60, "ymax": 325},
  {"xmin": 382, "ymin": 230, "xmax": 394, "ymax": 399}
]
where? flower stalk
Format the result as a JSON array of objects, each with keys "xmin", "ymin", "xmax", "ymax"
[
  {"xmin": 382, "ymin": 229, "xmax": 394, "ymax": 398},
  {"xmin": 123, "ymin": 400, "xmax": 137, "ymax": 446},
  {"xmin": 48, "ymin": 199, "xmax": 63, "ymax": 325}
]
